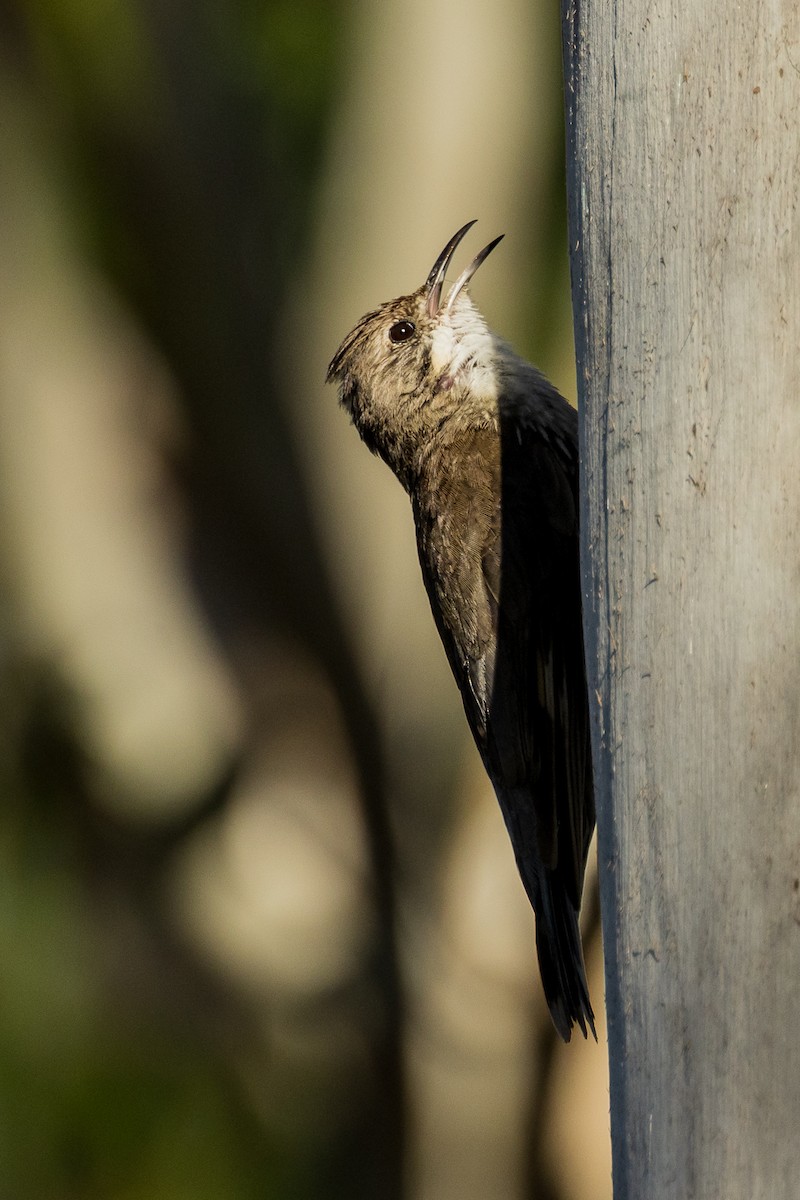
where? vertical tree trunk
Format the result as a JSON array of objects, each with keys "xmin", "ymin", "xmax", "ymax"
[{"xmin": 563, "ymin": 2, "xmax": 800, "ymax": 1196}]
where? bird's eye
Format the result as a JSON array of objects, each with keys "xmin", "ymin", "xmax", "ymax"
[{"xmin": 388, "ymin": 320, "xmax": 416, "ymax": 344}]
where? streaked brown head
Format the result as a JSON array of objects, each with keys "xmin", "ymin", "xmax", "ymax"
[{"xmin": 326, "ymin": 222, "xmax": 504, "ymax": 477}]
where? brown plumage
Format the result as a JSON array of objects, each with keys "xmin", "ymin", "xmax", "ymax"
[{"xmin": 327, "ymin": 222, "xmax": 595, "ymax": 1040}]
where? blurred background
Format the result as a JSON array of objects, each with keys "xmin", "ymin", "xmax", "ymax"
[{"xmin": 0, "ymin": 1, "xmax": 610, "ymax": 1197}]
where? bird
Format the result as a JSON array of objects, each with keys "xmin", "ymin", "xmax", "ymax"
[{"xmin": 326, "ymin": 222, "xmax": 595, "ymax": 1040}]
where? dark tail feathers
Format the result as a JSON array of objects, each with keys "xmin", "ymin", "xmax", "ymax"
[{"xmin": 533, "ymin": 870, "xmax": 595, "ymax": 1042}]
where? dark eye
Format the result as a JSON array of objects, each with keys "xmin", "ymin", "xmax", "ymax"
[{"xmin": 388, "ymin": 319, "xmax": 416, "ymax": 344}]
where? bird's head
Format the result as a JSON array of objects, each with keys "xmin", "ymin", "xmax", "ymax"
[{"xmin": 326, "ymin": 221, "xmax": 504, "ymax": 478}]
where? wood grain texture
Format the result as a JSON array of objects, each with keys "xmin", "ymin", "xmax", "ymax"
[{"xmin": 563, "ymin": 0, "xmax": 800, "ymax": 1195}]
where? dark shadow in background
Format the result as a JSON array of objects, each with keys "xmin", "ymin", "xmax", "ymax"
[{"xmin": 1, "ymin": 3, "xmax": 406, "ymax": 1196}]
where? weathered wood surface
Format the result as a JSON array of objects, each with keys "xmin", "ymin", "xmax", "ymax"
[{"xmin": 563, "ymin": 1, "xmax": 800, "ymax": 1196}]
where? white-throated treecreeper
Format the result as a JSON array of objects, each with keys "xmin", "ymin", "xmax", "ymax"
[{"xmin": 327, "ymin": 222, "xmax": 595, "ymax": 1040}]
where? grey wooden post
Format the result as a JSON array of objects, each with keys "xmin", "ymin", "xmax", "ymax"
[{"xmin": 562, "ymin": 1, "xmax": 800, "ymax": 1196}]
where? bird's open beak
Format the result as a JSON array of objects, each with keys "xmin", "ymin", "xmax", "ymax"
[
  {"xmin": 425, "ymin": 222, "xmax": 504, "ymax": 317},
  {"xmin": 425, "ymin": 221, "xmax": 476, "ymax": 317}
]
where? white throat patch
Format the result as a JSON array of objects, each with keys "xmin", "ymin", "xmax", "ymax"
[{"xmin": 430, "ymin": 309, "xmax": 499, "ymax": 404}]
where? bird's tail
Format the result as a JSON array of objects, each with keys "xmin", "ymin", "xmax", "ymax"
[{"xmin": 532, "ymin": 869, "xmax": 596, "ymax": 1043}]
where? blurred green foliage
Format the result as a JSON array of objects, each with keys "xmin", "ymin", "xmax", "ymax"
[
  {"xmin": 1, "ymin": 3, "xmax": 352, "ymax": 1196},
  {"xmin": 0, "ymin": 677, "xmax": 288, "ymax": 1199}
]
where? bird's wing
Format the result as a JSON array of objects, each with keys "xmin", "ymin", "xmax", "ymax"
[
  {"xmin": 491, "ymin": 410, "xmax": 592, "ymax": 910},
  {"xmin": 414, "ymin": 410, "xmax": 593, "ymax": 911}
]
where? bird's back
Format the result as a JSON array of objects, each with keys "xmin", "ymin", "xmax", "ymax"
[{"xmin": 413, "ymin": 397, "xmax": 595, "ymax": 1039}]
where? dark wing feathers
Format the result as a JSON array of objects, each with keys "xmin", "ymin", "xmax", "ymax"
[
  {"xmin": 413, "ymin": 411, "xmax": 593, "ymax": 914},
  {"xmin": 491, "ymin": 418, "xmax": 591, "ymax": 911}
]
